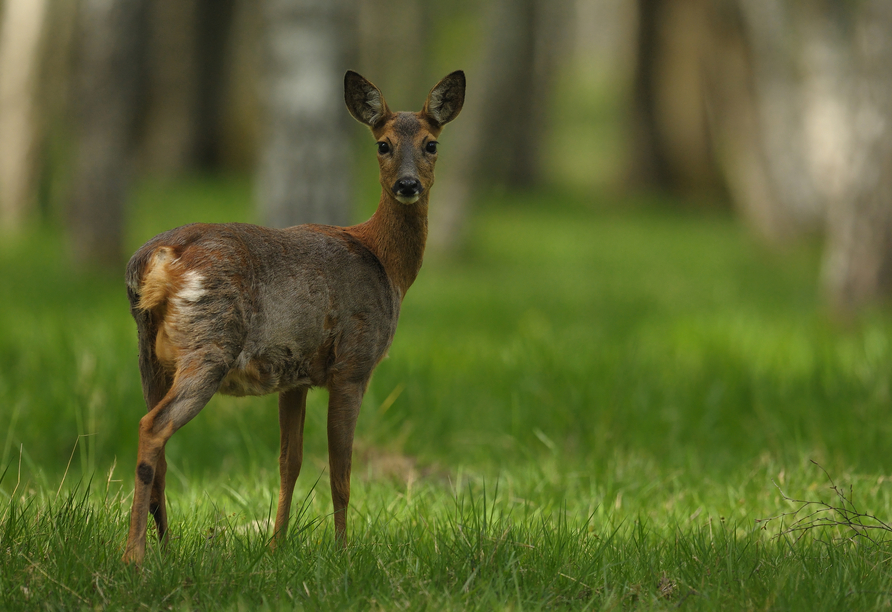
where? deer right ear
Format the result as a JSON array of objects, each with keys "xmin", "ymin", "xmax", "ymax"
[{"xmin": 345, "ymin": 71, "xmax": 390, "ymax": 128}]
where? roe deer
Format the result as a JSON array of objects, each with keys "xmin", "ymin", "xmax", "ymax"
[{"xmin": 121, "ymin": 70, "xmax": 465, "ymax": 564}]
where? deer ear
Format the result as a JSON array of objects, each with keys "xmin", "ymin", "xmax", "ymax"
[
  {"xmin": 345, "ymin": 71, "xmax": 390, "ymax": 127},
  {"xmin": 422, "ymin": 70, "xmax": 465, "ymax": 128}
]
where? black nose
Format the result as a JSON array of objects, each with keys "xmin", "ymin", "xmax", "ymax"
[{"xmin": 393, "ymin": 178, "xmax": 421, "ymax": 196}]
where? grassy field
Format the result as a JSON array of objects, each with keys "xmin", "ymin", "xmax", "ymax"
[{"xmin": 2, "ymin": 177, "xmax": 892, "ymax": 610}]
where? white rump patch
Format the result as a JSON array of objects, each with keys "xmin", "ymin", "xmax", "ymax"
[{"xmin": 178, "ymin": 270, "xmax": 206, "ymax": 302}]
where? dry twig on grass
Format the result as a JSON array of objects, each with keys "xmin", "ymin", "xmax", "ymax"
[{"xmin": 755, "ymin": 461, "xmax": 892, "ymax": 547}]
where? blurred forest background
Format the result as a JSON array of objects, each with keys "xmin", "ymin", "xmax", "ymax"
[{"xmin": 1, "ymin": 0, "xmax": 891, "ymax": 317}]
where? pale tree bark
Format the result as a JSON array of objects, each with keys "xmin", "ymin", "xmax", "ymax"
[
  {"xmin": 631, "ymin": 0, "xmax": 829, "ymax": 239},
  {"xmin": 704, "ymin": 0, "xmax": 797, "ymax": 241},
  {"xmin": 819, "ymin": 1, "xmax": 892, "ymax": 314},
  {"xmin": 257, "ymin": 0, "xmax": 355, "ymax": 228},
  {"xmin": 68, "ymin": 0, "xmax": 146, "ymax": 268},
  {"xmin": 430, "ymin": 0, "xmax": 569, "ymax": 251},
  {"xmin": 733, "ymin": 0, "xmax": 824, "ymax": 238},
  {"xmin": 702, "ymin": 2, "xmax": 767, "ymax": 226},
  {"xmin": 0, "ymin": 0, "xmax": 49, "ymax": 230},
  {"xmin": 711, "ymin": 0, "xmax": 892, "ymax": 311}
]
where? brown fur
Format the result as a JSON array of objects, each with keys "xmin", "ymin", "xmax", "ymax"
[{"xmin": 121, "ymin": 70, "xmax": 465, "ymax": 564}]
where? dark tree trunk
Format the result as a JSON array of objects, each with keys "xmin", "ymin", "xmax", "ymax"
[
  {"xmin": 140, "ymin": 0, "xmax": 200, "ymax": 176},
  {"xmin": 68, "ymin": 0, "xmax": 146, "ymax": 269},
  {"xmin": 628, "ymin": 0, "xmax": 721, "ymax": 196},
  {"xmin": 139, "ymin": 0, "xmax": 236, "ymax": 175},
  {"xmin": 628, "ymin": 0, "xmax": 673, "ymax": 189},
  {"xmin": 193, "ymin": 0, "xmax": 237, "ymax": 169}
]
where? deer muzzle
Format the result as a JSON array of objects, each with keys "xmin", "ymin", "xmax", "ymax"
[{"xmin": 393, "ymin": 178, "xmax": 422, "ymax": 204}]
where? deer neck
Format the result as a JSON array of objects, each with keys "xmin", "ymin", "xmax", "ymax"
[{"xmin": 348, "ymin": 192, "xmax": 429, "ymax": 297}]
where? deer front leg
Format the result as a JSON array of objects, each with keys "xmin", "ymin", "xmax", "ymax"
[
  {"xmin": 272, "ymin": 386, "xmax": 308, "ymax": 547},
  {"xmin": 326, "ymin": 382, "xmax": 365, "ymax": 545}
]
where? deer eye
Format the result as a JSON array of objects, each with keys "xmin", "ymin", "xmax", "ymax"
[
  {"xmin": 425, "ymin": 141, "xmax": 438, "ymax": 154},
  {"xmin": 377, "ymin": 142, "xmax": 390, "ymax": 155}
]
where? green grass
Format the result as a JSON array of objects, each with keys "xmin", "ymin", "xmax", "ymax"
[{"xmin": 2, "ymin": 177, "xmax": 892, "ymax": 609}]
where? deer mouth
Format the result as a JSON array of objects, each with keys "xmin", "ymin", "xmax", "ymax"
[{"xmin": 395, "ymin": 194, "xmax": 421, "ymax": 204}]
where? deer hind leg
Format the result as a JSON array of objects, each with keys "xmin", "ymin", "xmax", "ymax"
[
  {"xmin": 132, "ymin": 303, "xmax": 175, "ymax": 545},
  {"xmin": 122, "ymin": 359, "xmax": 226, "ymax": 565},
  {"xmin": 140, "ymin": 366, "xmax": 173, "ymax": 545},
  {"xmin": 326, "ymin": 380, "xmax": 366, "ymax": 545},
  {"xmin": 149, "ymin": 451, "xmax": 169, "ymax": 544},
  {"xmin": 271, "ymin": 386, "xmax": 308, "ymax": 548}
]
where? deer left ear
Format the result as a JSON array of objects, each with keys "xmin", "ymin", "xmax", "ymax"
[
  {"xmin": 345, "ymin": 71, "xmax": 390, "ymax": 128},
  {"xmin": 422, "ymin": 70, "xmax": 465, "ymax": 128}
]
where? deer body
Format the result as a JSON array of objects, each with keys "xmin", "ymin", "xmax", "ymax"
[
  {"xmin": 129, "ymin": 222, "xmax": 402, "ymax": 397},
  {"xmin": 122, "ymin": 71, "xmax": 464, "ymax": 564}
]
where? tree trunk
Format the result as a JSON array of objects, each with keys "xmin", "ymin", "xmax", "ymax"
[
  {"xmin": 628, "ymin": 0, "xmax": 673, "ymax": 189},
  {"xmin": 257, "ymin": 0, "xmax": 355, "ymax": 228},
  {"xmin": 820, "ymin": 1, "xmax": 892, "ymax": 314},
  {"xmin": 139, "ymin": 0, "xmax": 237, "ymax": 175},
  {"xmin": 193, "ymin": 0, "xmax": 238, "ymax": 169},
  {"xmin": 215, "ymin": 0, "xmax": 263, "ymax": 171},
  {"xmin": 628, "ymin": 0, "xmax": 722, "ymax": 196},
  {"xmin": 734, "ymin": 0, "xmax": 824, "ymax": 237},
  {"xmin": 429, "ymin": 0, "xmax": 568, "ymax": 251},
  {"xmin": 355, "ymin": 0, "xmax": 430, "ymax": 107},
  {"xmin": 0, "ymin": 0, "xmax": 49, "ymax": 230},
  {"xmin": 704, "ymin": 0, "xmax": 791, "ymax": 240},
  {"xmin": 140, "ymin": 0, "xmax": 200, "ymax": 176},
  {"xmin": 67, "ymin": 0, "xmax": 145, "ymax": 268},
  {"xmin": 714, "ymin": 0, "xmax": 892, "ymax": 312}
]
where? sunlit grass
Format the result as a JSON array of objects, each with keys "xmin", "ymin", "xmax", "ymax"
[{"xmin": 3, "ymin": 459, "xmax": 891, "ymax": 610}]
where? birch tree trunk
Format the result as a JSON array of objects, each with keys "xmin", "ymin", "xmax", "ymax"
[
  {"xmin": 0, "ymin": 0, "xmax": 49, "ymax": 230},
  {"xmin": 257, "ymin": 0, "xmax": 355, "ymax": 228},
  {"xmin": 820, "ymin": 1, "xmax": 892, "ymax": 314},
  {"xmin": 734, "ymin": 0, "xmax": 824, "ymax": 238},
  {"xmin": 713, "ymin": 0, "xmax": 892, "ymax": 312}
]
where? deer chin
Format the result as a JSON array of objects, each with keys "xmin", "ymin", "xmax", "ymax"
[{"xmin": 395, "ymin": 194, "xmax": 420, "ymax": 204}]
